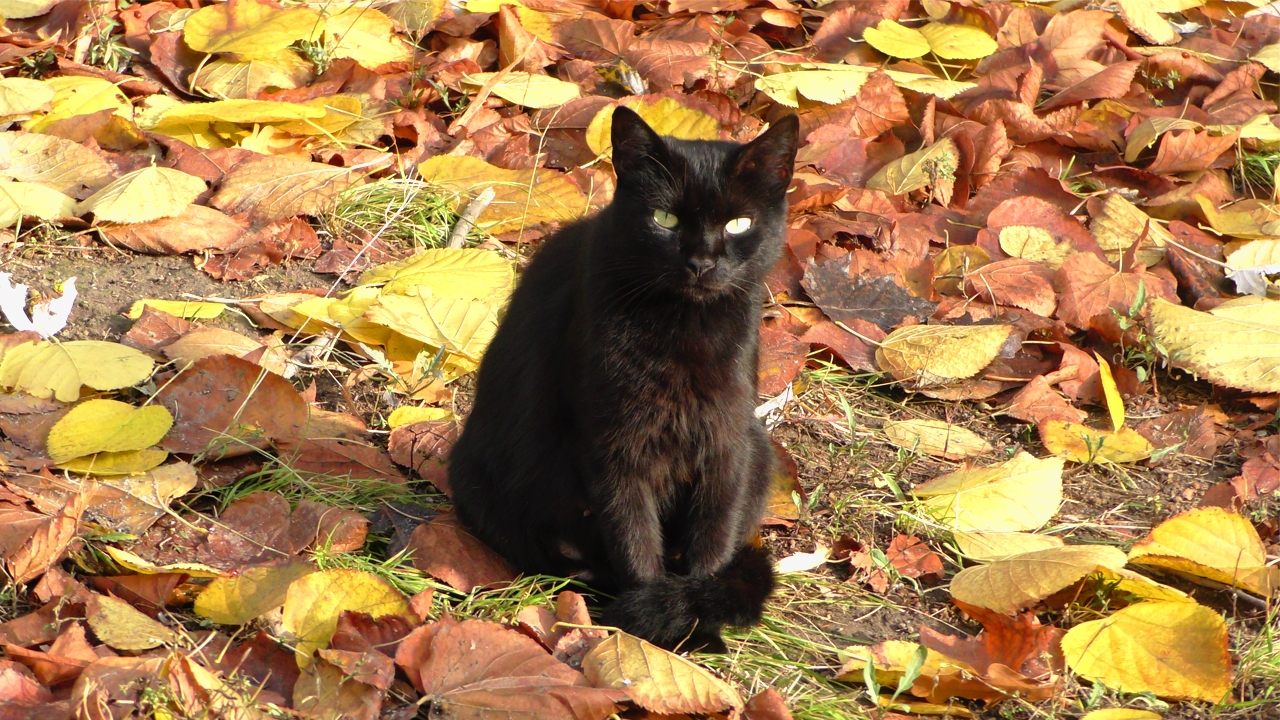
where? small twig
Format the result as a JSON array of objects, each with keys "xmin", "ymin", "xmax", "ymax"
[{"xmin": 447, "ymin": 187, "xmax": 495, "ymax": 249}]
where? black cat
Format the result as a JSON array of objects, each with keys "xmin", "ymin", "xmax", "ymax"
[{"xmin": 448, "ymin": 106, "xmax": 799, "ymax": 650}]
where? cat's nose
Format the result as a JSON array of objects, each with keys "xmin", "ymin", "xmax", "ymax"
[{"xmin": 687, "ymin": 257, "xmax": 716, "ymax": 278}]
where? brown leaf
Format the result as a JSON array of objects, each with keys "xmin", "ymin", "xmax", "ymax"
[
  {"xmin": 1001, "ymin": 376, "xmax": 1088, "ymax": 426},
  {"xmin": 964, "ymin": 258, "xmax": 1057, "ymax": 317},
  {"xmin": 331, "ymin": 610, "xmax": 416, "ymax": 660},
  {"xmin": 154, "ymin": 354, "xmax": 309, "ymax": 458},
  {"xmin": 387, "ymin": 419, "xmax": 457, "ymax": 494},
  {"xmin": 87, "ymin": 574, "xmax": 183, "ymax": 616},
  {"xmin": 293, "ymin": 655, "xmax": 384, "ymax": 720},
  {"xmin": 407, "ymin": 513, "xmax": 516, "ymax": 592},
  {"xmin": 7, "ymin": 490, "xmax": 86, "ymax": 585},
  {"xmin": 1038, "ymin": 60, "xmax": 1140, "ymax": 112},
  {"xmin": 802, "ymin": 257, "xmax": 937, "ymax": 332},
  {"xmin": 395, "ymin": 616, "xmax": 625, "ymax": 719},
  {"xmin": 1134, "ymin": 407, "xmax": 1222, "ymax": 462},
  {"xmin": 97, "ymin": 205, "xmax": 248, "ymax": 255},
  {"xmin": 798, "ymin": 320, "xmax": 881, "ymax": 373},
  {"xmin": 4, "ymin": 622, "xmax": 96, "ymax": 687},
  {"xmin": 1145, "ymin": 129, "xmax": 1238, "ymax": 175},
  {"xmin": 201, "ymin": 631, "xmax": 298, "ymax": 702},
  {"xmin": 211, "ymin": 155, "xmax": 360, "ymax": 222},
  {"xmin": 0, "ymin": 658, "xmax": 52, "ymax": 705},
  {"xmin": 850, "ymin": 72, "xmax": 909, "ymax": 138},
  {"xmin": 971, "ymin": 119, "xmax": 1011, "ymax": 189},
  {"xmin": 758, "ymin": 327, "xmax": 808, "ymax": 396},
  {"xmin": 274, "ymin": 437, "xmax": 407, "ymax": 485},
  {"xmin": 197, "ymin": 491, "xmax": 297, "ymax": 569},
  {"xmin": 123, "ymin": 306, "xmax": 192, "ymax": 354},
  {"xmin": 885, "ymin": 534, "xmax": 944, "ymax": 582},
  {"xmin": 744, "ymin": 688, "xmax": 793, "ymax": 720},
  {"xmin": 291, "ymin": 500, "xmax": 370, "ymax": 553},
  {"xmin": 553, "ymin": 17, "xmax": 635, "ymax": 61},
  {"xmin": 1053, "ymin": 252, "xmax": 1176, "ymax": 330}
]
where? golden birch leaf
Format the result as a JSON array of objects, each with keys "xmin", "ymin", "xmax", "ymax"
[
  {"xmin": 1128, "ymin": 506, "xmax": 1277, "ymax": 597},
  {"xmin": 1208, "ymin": 296, "xmax": 1280, "ymax": 325},
  {"xmin": 866, "ymin": 138, "xmax": 958, "ymax": 195},
  {"xmin": 46, "ymin": 399, "xmax": 173, "ymax": 465},
  {"xmin": 1039, "ymin": 421, "xmax": 1153, "ymax": 464},
  {"xmin": 0, "ymin": 78, "xmax": 54, "ymax": 120},
  {"xmin": 323, "ymin": 6, "xmax": 415, "ymax": 67},
  {"xmin": 914, "ymin": 452, "xmax": 1063, "ymax": 532},
  {"xmin": 75, "ymin": 167, "xmax": 205, "ymax": 224},
  {"xmin": 418, "ymin": 155, "xmax": 588, "ymax": 232},
  {"xmin": 949, "ymin": 544, "xmax": 1127, "ymax": 613},
  {"xmin": 1094, "ymin": 352, "xmax": 1124, "ymax": 432},
  {"xmin": 952, "ymin": 531, "xmax": 1064, "ymax": 561},
  {"xmin": 57, "ymin": 447, "xmax": 169, "ymax": 476},
  {"xmin": 195, "ymin": 558, "xmax": 316, "ymax": 625},
  {"xmin": 272, "ymin": 95, "xmax": 364, "ymax": 136},
  {"xmin": 875, "ymin": 323, "xmax": 1012, "ymax": 388},
  {"xmin": 863, "ymin": 20, "xmax": 930, "ymax": 59},
  {"xmin": 0, "ymin": 340, "xmax": 155, "ymax": 402},
  {"xmin": 583, "ymin": 632, "xmax": 743, "ymax": 714},
  {"xmin": 357, "ymin": 248, "xmax": 514, "ymax": 300},
  {"xmin": 1090, "ymin": 193, "xmax": 1172, "ymax": 266},
  {"xmin": 1062, "ymin": 602, "xmax": 1231, "ymax": 703},
  {"xmin": 87, "ymin": 594, "xmax": 176, "ymax": 651},
  {"xmin": 1116, "ymin": 0, "xmax": 1180, "ymax": 45},
  {"xmin": 283, "ymin": 569, "xmax": 413, "ymax": 666},
  {"xmin": 883, "ymin": 418, "xmax": 992, "ymax": 461},
  {"xmin": 464, "ymin": 72, "xmax": 582, "ymax": 109},
  {"xmin": 386, "ymin": 406, "xmax": 452, "ymax": 428},
  {"xmin": 0, "ymin": 132, "xmax": 114, "ymax": 195},
  {"xmin": 1148, "ymin": 297, "xmax": 1280, "ymax": 393},
  {"xmin": 365, "ymin": 291, "xmax": 499, "ymax": 361},
  {"xmin": 918, "ymin": 23, "xmax": 997, "ymax": 60},
  {"xmin": 183, "ymin": 0, "xmax": 324, "ymax": 59},
  {"xmin": 0, "ymin": 182, "xmax": 75, "ymax": 228},
  {"xmin": 25, "ymin": 76, "xmax": 132, "ymax": 133},
  {"xmin": 150, "ymin": 99, "xmax": 328, "ymax": 129},
  {"xmin": 193, "ymin": 51, "xmax": 316, "ymax": 100},
  {"xmin": 754, "ymin": 69, "xmax": 871, "ymax": 108},
  {"xmin": 0, "ymin": 0, "xmax": 58, "ymax": 19},
  {"xmin": 585, "ymin": 96, "xmax": 720, "ymax": 157}
]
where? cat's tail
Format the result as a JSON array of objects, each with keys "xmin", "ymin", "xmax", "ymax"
[{"xmin": 602, "ymin": 544, "xmax": 775, "ymax": 651}]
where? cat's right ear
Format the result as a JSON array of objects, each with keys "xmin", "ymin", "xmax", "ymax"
[{"xmin": 610, "ymin": 107, "xmax": 670, "ymax": 181}]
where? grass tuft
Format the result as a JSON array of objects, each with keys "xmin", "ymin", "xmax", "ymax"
[{"xmin": 323, "ymin": 179, "xmax": 463, "ymax": 251}]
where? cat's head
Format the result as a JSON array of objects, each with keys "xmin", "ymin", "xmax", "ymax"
[{"xmin": 607, "ymin": 107, "xmax": 799, "ymax": 300}]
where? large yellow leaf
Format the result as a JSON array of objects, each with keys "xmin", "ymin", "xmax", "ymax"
[
  {"xmin": 0, "ymin": 0, "xmax": 58, "ymax": 19},
  {"xmin": 1148, "ymin": 297, "xmax": 1280, "ymax": 393},
  {"xmin": 323, "ymin": 6, "xmax": 414, "ymax": 68},
  {"xmin": 952, "ymin": 530, "xmax": 1064, "ymax": 561},
  {"xmin": 150, "ymin": 99, "xmax": 328, "ymax": 129},
  {"xmin": 0, "ymin": 340, "xmax": 155, "ymax": 402},
  {"xmin": 1128, "ymin": 506, "xmax": 1277, "ymax": 597},
  {"xmin": 418, "ymin": 155, "xmax": 588, "ymax": 233},
  {"xmin": 1117, "ymin": 0, "xmax": 1180, "ymax": 45},
  {"xmin": 312, "ymin": 286, "xmax": 389, "ymax": 345},
  {"xmin": 883, "ymin": 418, "xmax": 992, "ymax": 461},
  {"xmin": 917, "ymin": 23, "xmax": 997, "ymax": 60},
  {"xmin": 195, "ymin": 558, "xmax": 316, "ymax": 625},
  {"xmin": 183, "ymin": 0, "xmax": 324, "ymax": 59},
  {"xmin": 866, "ymin": 138, "xmax": 958, "ymax": 195},
  {"xmin": 45, "ymin": 399, "xmax": 173, "ymax": 465},
  {"xmin": 193, "ymin": 51, "xmax": 316, "ymax": 100},
  {"xmin": 1040, "ymin": 421, "xmax": 1153, "ymax": 464},
  {"xmin": 583, "ymin": 632, "xmax": 742, "ymax": 714},
  {"xmin": 914, "ymin": 452, "xmax": 1063, "ymax": 532},
  {"xmin": 272, "ymin": 95, "xmax": 364, "ymax": 136},
  {"xmin": 0, "ymin": 182, "xmax": 75, "ymax": 228},
  {"xmin": 585, "ymin": 96, "xmax": 720, "ymax": 157},
  {"xmin": 1062, "ymin": 602, "xmax": 1231, "ymax": 703},
  {"xmin": 75, "ymin": 166, "xmax": 205, "ymax": 224},
  {"xmin": 1208, "ymin": 296, "xmax": 1280, "ymax": 325},
  {"xmin": 357, "ymin": 248, "xmax": 514, "ymax": 300},
  {"xmin": 754, "ymin": 68, "xmax": 871, "ymax": 108},
  {"xmin": 58, "ymin": 447, "xmax": 169, "ymax": 476},
  {"xmin": 0, "ymin": 132, "xmax": 114, "ymax": 195},
  {"xmin": 949, "ymin": 545, "xmax": 1127, "ymax": 613},
  {"xmin": 25, "ymin": 76, "xmax": 132, "ymax": 133},
  {"xmin": 875, "ymin": 323, "xmax": 1012, "ymax": 388},
  {"xmin": 999, "ymin": 226, "xmax": 1074, "ymax": 270},
  {"xmin": 464, "ymin": 72, "xmax": 581, "ymax": 109},
  {"xmin": 282, "ymin": 569, "xmax": 413, "ymax": 666},
  {"xmin": 862, "ymin": 20, "xmax": 931, "ymax": 59},
  {"xmin": 365, "ymin": 290, "xmax": 499, "ymax": 361},
  {"xmin": 0, "ymin": 78, "xmax": 54, "ymax": 120},
  {"xmin": 87, "ymin": 594, "xmax": 176, "ymax": 651}
]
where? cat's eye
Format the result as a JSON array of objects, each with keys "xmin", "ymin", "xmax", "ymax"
[
  {"xmin": 652, "ymin": 209, "xmax": 679, "ymax": 229},
  {"xmin": 725, "ymin": 217, "xmax": 753, "ymax": 235}
]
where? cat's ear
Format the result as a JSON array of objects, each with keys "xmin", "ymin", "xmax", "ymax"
[
  {"xmin": 610, "ymin": 106, "xmax": 671, "ymax": 180},
  {"xmin": 730, "ymin": 115, "xmax": 799, "ymax": 198}
]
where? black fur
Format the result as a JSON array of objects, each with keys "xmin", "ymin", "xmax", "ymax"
[{"xmin": 448, "ymin": 107, "xmax": 799, "ymax": 650}]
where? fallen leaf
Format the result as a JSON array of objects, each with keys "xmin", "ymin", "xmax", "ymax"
[
  {"xmin": 1127, "ymin": 506, "xmax": 1277, "ymax": 597},
  {"xmin": 0, "ymin": 182, "xmax": 75, "ymax": 228},
  {"xmin": 283, "ymin": 569, "xmax": 415, "ymax": 666},
  {"xmin": 913, "ymin": 452, "xmax": 1064, "ymax": 532},
  {"xmin": 74, "ymin": 167, "xmax": 205, "ymax": 224},
  {"xmin": 877, "ymin": 324, "xmax": 1013, "ymax": 389},
  {"xmin": 183, "ymin": 0, "xmax": 323, "ymax": 58},
  {"xmin": 1039, "ymin": 420, "xmax": 1153, "ymax": 464},
  {"xmin": 211, "ymin": 155, "xmax": 360, "ymax": 222},
  {"xmin": 85, "ymin": 594, "xmax": 175, "ymax": 651},
  {"xmin": 418, "ymin": 154, "xmax": 588, "ymax": 233},
  {"xmin": 465, "ymin": 71, "xmax": 582, "ymax": 109},
  {"xmin": 194, "ymin": 557, "xmax": 316, "ymax": 625},
  {"xmin": 952, "ymin": 531, "xmax": 1065, "ymax": 561},
  {"xmin": 0, "ymin": 340, "xmax": 154, "ymax": 402},
  {"xmin": 803, "ymin": 265, "xmax": 938, "ymax": 334},
  {"xmin": 884, "ymin": 419, "xmax": 992, "ymax": 460},
  {"xmin": 867, "ymin": 138, "xmax": 958, "ymax": 196},
  {"xmin": 583, "ymin": 631, "xmax": 742, "ymax": 714},
  {"xmin": 45, "ymin": 399, "xmax": 172, "ymax": 465},
  {"xmin": 406, "ymin": 513, "xmax": 516, "ymax": 592},
  {"xmin": 949, "ymin": 545, "xmax": 1127, "ymax": 613},
  {"xmin": 1148, "ymin": 297, "xmax": 1280, "ymax": 394}
]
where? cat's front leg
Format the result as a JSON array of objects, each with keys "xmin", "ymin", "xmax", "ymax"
[
  {"xmin": 680, "ymin": 430, "xmax": 773, "ymax": 576},
  {"xmin": 587, "ymin": 462, "xmax": 666, "ymax": 584}
]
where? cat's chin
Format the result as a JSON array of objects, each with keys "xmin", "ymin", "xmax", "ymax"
[{"xmin": 682, "ymin": 278, "xmax": 735, "ymax": 300}]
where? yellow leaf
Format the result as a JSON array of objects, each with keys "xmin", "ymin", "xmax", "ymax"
[
  {"xmin": 357, "ymin": 248, "xmax": 514, "ymax": 300},
  {"xmin": 866, "ymin": 138, "xmax": 958, "ymax": 195},
  {"xmin": 875, "ymin": 323, "xmax": 1011, "ymax": 388},
  {"xmin": 583, "ymin": 632, "xmax": 743, "ymax": 714},
  {"xmin": 150, "ymin": 99, "xmax": 328, "ymax": 129},
  {"xmin": 418, "ymin": 155, "xmax": 588, "ymax": 233},
  {"xmin": 103, "ymin": 546, "xmax": 223, "ymax": 577},
  {"xmin": 0, "ymin": 182, "xmax": 75, "ymax": 228},
  {"xmin": 932, "ymin": 245, "xmax": 990, "ymax": 294},
  {"xmin": 949, "ymin": 544, "xmax": 1127, "ymax": 613},
  {"xmin": 319, "ymin": 286, "xmax": 390, "ymax": 345},
  {"xmin": 1094, "ymin": 352, "xmax": 1124, "ymax": 432},
  {"xmin": 999, "ymin": 225, "xmax": 1074, "ymax": 270},
  {"xmin": 914, "ymin": 452, "xmax": 1063, "ymax": 532},
  {"xmin": 212, "ymin": 155, "xmax": 359, "ymax": 221},
  {"xmin": 193, "ymin": 51, "xmax": 316, "ymax": 100},
  {"xmin": 46, "ymin": 399, "xmax": 173, "ymax": 465},
  {"xmin": 862, "ymin": 20, "xmax": 930, "ymax": 59},
  {"xmin": 1116, "ymin": 0, "xmax": 1180, "ymax": 45},
  {"xmin": 0, "ymin": 78, "xmax": 54, "ymax": 120},
  {"xmin": 58, "ymin": 447, "xmax": 169, "ymax": 476},
  {"xmin": 0, "ymin": 0, "xmax": 58, "ymax": 19},
  {"xmin": 1253, "ymin": 43, "xmax": 1280, "ymax": 74},
  {"xmin": 0, "ymin": 131, "xmax": 114, "ymax": 196},
  {"xmin": 183, "ymin": 0, "xmax": 324, "ymax": 59},
  {"xmin": 1194, "ymin": 196, "xmax": 1280, "ymax": 240},
  {"xmin": 323, "ymin": 6, "xmax": 415, "ymax": 68},
  {"xmin": 1062, "ymin": 601, "xmax": 1231, "ymax": 703},
  {"xmin": 883, "ymin": 418, "xmax": 992, "ymax": 461},
  {"xmin": 754, "ymin": 68, "xmax": 871, "ymax": 108},
  {"xmin": 1081, "ymin": 710, "xmax": 1164, "ymax": 720},
  {"xmin": 1125, "ymin": 117, "xmax": 1201, "ymax": 164},
  {"xmin": 1128, "ymin": 506, "xmax": 1277, "ymax": 597},
  {"xmin": 87, "ymin": 594, "xmax": 176, "ymax": 651},
  {"xmin": 1226, "ymin": 238, "xmax": 1280, "ymax": 270},
  {"xmin": 952, "ymin": 530, "xmax": 1064, "ymax": 561},
  {"xmin": 1040, "ymin": 420, "xmax": 1153, "ymax": 463},
  {"xmin": 282, "ymin": 569, "xmax": 413, "ymax": 666},
  {"xmin": 837, "ymin": 640, "xmax": 975, "ymax": 685},
  {"xmin": 25, "ymin": 76, "xmax": 132, "ymax": 133},
  {"xmin": 387, "ymin": 406, "xmax": 452, "ymax": 428},
  {"xmin": 386, "ymin": 0, "xmax": 448, "ymax": 32},
  {"xmin": 1209, "ymin": 296, "xmax": 1280, "ymax": 325},
  {"xmin": 365, "ymin": 290, "xmax": 499, "ymax": 361},
  {"xmin": 78, "ymin": 462, "xmax": 198, "ymax": 535},
  {"xmin": 917, "ymin": 23, "xmax": 997, "ymax": 60},
  {"xmin": 1092, "ymin": 566, "xmax": 1192, "ymax": 604},
  {"xmin": 1148, "ymin": 297, "xmax": 1280, "ymax": 393},
  {"xmin": 465, "ymin": 0, "xmax": 523, "ymax": 11},
  {"xmin": 126, "ymin": 299, "xmax": 226, "ymax": 320},
  {"xmin": 0, "ymin": 340, "xmax": 155, "ymax": 402},
  {"xmin": 273, "ymin": 95, "xmax": 364, "ymax": 136},
  {"xmin": 75, "ymin": 167, "xmax": 206, "ymax": 224},
  {"xmin": 464, "ymin": 72, "xmax": 581, "ymax": 109},
  {"xmin": 195, "ymin": 558, "xmax": 316, "ymax": 625},
  {"xmin": 585, "ymin": 96, "xmax": 720, "ymax": 157},
  {"xmin": 1091, "ymin": 193, "xmax": 1172, "ymax": 267}
]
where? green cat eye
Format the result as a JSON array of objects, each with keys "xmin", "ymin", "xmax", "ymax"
[
  {"xmin": 652, "ymin": 209, "xmax": 679, "ymax": 229},
  {"xmin": 725, "ymin": 217, "xmax": 752, "ymax": 235}
]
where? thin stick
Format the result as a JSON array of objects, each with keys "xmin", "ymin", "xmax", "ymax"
[{"xmin": 447, "ymin": 187, "xmax": 495, "ymax": 249}]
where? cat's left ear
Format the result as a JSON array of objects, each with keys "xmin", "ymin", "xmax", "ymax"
[{"xmin": 730, "ymin": 115, "xmax": 799, "ymax": 198}]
